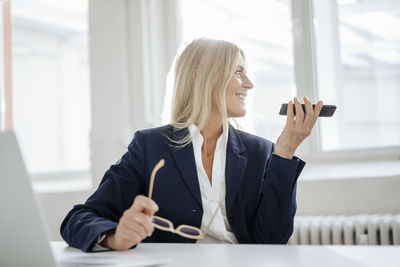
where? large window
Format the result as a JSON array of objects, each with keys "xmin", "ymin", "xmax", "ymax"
[
  {"xmin": 314, "ymin": 0, "xmax": 400, "ymax": 151},
  {"xmin": 11, "ymin": 0, "xmax": 90, "ymax": 175},
  {"xmin": 180, "ymin": 0, "xmax": 400, "ymax": 157},
  {"xmin": 181, "ymin": 0, "xmax": 295, "ymax": 141}
]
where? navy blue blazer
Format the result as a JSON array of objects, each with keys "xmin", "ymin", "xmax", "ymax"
[{"xmin": 60, "ymin": 124, "xmax": 305, "ymax": 252}]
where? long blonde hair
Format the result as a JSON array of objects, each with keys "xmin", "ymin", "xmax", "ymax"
[{"xmin": 165, "ymin": 38, "xmax": 244, "ymax": 146}]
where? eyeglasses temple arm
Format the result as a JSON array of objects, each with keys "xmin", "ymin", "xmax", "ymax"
[
  {"xmin": 148, "ymin": 159, "xmax": 165, "ymax": 199},
  {"xmin": 200, "ymin": 181, "xmax": 226, "ymax": 238}
]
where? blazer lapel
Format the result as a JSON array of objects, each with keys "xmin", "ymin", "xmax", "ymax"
[
  {"xmin": 169, "ymin": 128, "xmax": 203, "ymax": 209},
  {"xmin": 225, "ymin": 125, "xmax": 248, "ymax": 215}
]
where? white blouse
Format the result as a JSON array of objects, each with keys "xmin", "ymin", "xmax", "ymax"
[{"xmin": 188, "ymin": 124, "xmax": 238, "ymax": 244}]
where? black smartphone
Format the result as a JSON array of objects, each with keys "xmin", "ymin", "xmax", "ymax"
[{"xmin": 279, "ymin": 103, "xmax": 336, "ymax": 117}]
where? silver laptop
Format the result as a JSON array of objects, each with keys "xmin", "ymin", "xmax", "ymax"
[
  {"xmin": 0, "ymin": 132, "xmax": 171, "ymax": 267},
  {"xmin": 0, "ymin": 131, "xmax": 57, "ymax": 267}
]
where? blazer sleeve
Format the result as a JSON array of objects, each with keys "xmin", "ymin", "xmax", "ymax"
[
  {"xmin": 60, "ymin": 131, "xmax": 147, "ymax": 252},
  {"xmin": 252, "ymin": 152, "xmax": 305, "ymax": 244}
]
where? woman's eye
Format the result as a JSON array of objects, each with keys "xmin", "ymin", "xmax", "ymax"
[{"xmin": 235, "ymin": 70, "xmax": 242, "ymax": 77}]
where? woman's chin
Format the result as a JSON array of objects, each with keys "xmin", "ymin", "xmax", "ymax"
[{"xmin": 227, "ymin": 109, "xmax": 246, "ymax": 118}]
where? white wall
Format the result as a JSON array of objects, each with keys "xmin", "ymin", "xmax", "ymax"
[
  {"xmin": 38, "ymin": 189, "xmax": 92, "ymax": 241},
  {"xmin": 297, "ymin": 176, "xmax": 400, "ymax": 216},
  {"xmin": 89, "ymin": 0, "xmax": 180, "ymax": 187}
]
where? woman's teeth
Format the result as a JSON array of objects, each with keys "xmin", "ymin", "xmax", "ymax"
[{"xmin": 236, "ymin": 93, "xmax": 246, "ymax": 100}]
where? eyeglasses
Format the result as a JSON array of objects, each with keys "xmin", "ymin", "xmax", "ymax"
[{"xmin": 148, "ymin": 159, "xmax": 225, "ymax": 240}]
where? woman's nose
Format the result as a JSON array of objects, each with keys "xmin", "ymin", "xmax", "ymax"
[{"xmin": 243, "ymin": 76, "xmax": 254, "ymax": 90}]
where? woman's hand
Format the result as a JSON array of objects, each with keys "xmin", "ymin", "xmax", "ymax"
[
  {"xmin": 102, "ymin": 195, "xmax": 159, "ymax": 251},
  {"xmin": 274, "ymin": 96, "xmax": 323, "ymax": 159}
]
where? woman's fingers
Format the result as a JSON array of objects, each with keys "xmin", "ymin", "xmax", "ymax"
[
  {"xmin": 125, "ymin": 197, "xmax": 156, "ymax": 237},
  {"xmin": 124, "ymin": 220, "xmax": 149, "ymax": 240},
  {"xmin": 293, "ymin": 97, "xmax": 304, "ymax": 123},
  {"xmin": 131, "ymin": 212, "xmax": 154, "ymax": 236},
  {"xmin": 120, "ymin": 211, "xmax": 149, "ymax": 239},
  {"xmin": 313, "ymin": 101, "xmax": 323, "ymax": 122},
  {"xmin": 120, "ymin": 222, "xmax": 146, "ymax": 242},
  {"xmin": 112, "ymin": 225, "xmax": 143, "ymax": 250},
  {"xmin": 305, "ymin": 99, "xmax": 323, "ymax": 131},
  {"xmin": 131, "ymin": 195, "xmax": 159, "ymax": 216},
  {"xmin": 286, "ymin": 100, "xmax": 295, "ymax": 123},
  {"xmin": 303, "ymin": 96, "xmax": 314, "ymax": 127},
  {"xmin": 105, "ymin": 195, "xmax": 159, "ymax": 251},
  {"xmin": 303, "ymin": 96, "xmax": 315, "ymax": 136},
  {"xmin": 276, "ymin": 96, "xmax": 323, "ymax": 159}
]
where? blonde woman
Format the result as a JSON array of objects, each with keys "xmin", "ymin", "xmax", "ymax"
[{"xmin": 61, "ymin": 38, "xmax": 323, "ymax": 252}]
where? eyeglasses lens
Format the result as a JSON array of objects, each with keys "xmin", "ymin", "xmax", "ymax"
[
  {"xmin": 152, "ymin": 217, "xmax": 170, "ymax": 228},
  {"xmin": 180, "ymin": 227, "xmax": 201, "ymax": 236}
]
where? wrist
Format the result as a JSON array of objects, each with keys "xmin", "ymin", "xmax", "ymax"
[
  {"xmin": 101, "ymin": 232, "xmax": 115, "ymax": 249},
  {"xmin": 274, "ymin": 146, "xmax": 294, "ymax": 159}
]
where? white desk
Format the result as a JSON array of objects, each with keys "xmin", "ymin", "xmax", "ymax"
[{"xmin": 51, "ymin": 241, "xmax": 400, "ymax": 267}]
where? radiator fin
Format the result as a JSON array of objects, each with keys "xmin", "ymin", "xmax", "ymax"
[{"xmin": 289, "ymin": 214, "xmax": 400, "ymax": 245}]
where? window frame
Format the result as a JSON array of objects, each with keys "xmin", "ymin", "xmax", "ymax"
[
  {"xmin": 291, "ymin": 0, "xmax": 400, "ymax": 163},
  {"xmin": 1, "ymin": 0, "xmax": 12, "ymax": 132}
]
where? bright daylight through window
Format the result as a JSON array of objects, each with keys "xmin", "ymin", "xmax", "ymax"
[
  {"xmin": 12, "ymin": 0, "xmax": 90, "ymax": 175},
  {"xmin": 182, "ymin": 0, "xmax": 400, "ymax": 154},
  {"xmin": 314, "ymin": 0, "xmax": 400, "ymax": 151},
  {"xmin": 181, "ymin": 0, "xmax": 295, "ymax": 142}
]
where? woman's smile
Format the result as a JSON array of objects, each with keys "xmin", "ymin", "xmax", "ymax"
[{"xmin": 236, "ymin": 93, "xmax": 247, "ymax": 101}]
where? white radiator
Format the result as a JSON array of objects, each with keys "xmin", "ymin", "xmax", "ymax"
[{"xmin": 288, "ymin": 214, "xmax": 400, "ymax": 245}]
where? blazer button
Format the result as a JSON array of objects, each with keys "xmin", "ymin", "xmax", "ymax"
[{"xmin": 229, "ymin": 217, "xmax": 235, "ymax": 225}]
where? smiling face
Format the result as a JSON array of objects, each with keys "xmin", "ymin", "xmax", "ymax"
[{"xmin": 225, "ymin": 53, "xmax": 254, "ymax": 118}]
